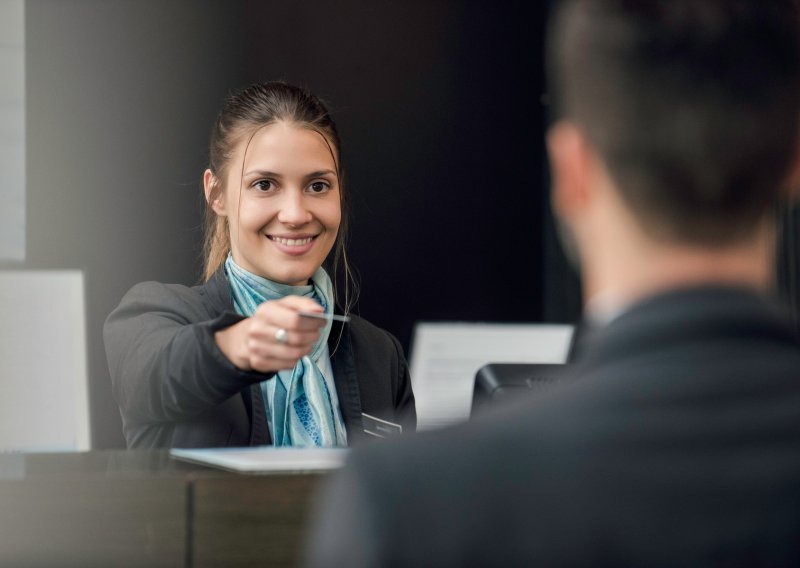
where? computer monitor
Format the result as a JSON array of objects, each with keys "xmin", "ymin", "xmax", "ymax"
[
  {"xmin": 471, "ymin": 363, "xmax": 569, "ymax": 417},
  {"xmin": 409, "ymin": 322, "xmax": 576, "ymax": 429}
]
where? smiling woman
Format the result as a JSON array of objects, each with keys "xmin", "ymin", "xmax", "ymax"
[
  {"xmin": 206, "ymin": 122, "xmax": 342, "ymax": 287},
  {"xmin": 103, "ymin": 82, "xmax": 416, "ymax": 449}
]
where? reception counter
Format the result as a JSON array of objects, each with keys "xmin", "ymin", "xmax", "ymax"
[{"xmin": 0, "ymin": 450, "xmax": 326, "ymax": 567}]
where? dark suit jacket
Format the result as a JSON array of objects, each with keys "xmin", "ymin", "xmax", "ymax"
[
  {"xmin": 104, "ymin": 269, "xmax": 415, "ymax": 448},
  {"xmin": 309, "ymin": 286, "xmax": 800, "ymax": 567}
]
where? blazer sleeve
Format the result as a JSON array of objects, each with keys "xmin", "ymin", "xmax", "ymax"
[{"xmin": 104, "ymin": 281, "xmax": 269, "ymax": 425}]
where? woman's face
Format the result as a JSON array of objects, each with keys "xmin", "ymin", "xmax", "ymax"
[{"xmin": 206, "ymin": 121, "xmax": 341, "ymax": 286}]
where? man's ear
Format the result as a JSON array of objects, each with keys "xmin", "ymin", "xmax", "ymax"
[
  {"xmin": 547, "ymin": 121, "xmax": 593, "ymax": 224},
  {"xmin": 203, "ymin": 169, "xmax": 227, "ymax": 216}
]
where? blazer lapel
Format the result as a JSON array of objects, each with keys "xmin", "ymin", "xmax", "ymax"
[
  {"xmin": 245, "ymin": 383, "xmax": 271, "ymax": 445},
  {"xmin": 328, "ymin": 319, "xmax": 365, "ymax": 444}
]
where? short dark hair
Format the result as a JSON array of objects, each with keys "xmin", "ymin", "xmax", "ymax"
[{"xmin": 547, "ymin": 0, "xmax": 800, "ymax": 245}]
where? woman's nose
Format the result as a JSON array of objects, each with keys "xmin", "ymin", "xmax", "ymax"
[{"xmin": 276, "ymin": 190, "xmax": 313, "ymax": 226}]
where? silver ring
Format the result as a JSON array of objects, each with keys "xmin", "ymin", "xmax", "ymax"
[{"xmin": 274, "ymin": 328, "xmax": 289, "ymax": 345}]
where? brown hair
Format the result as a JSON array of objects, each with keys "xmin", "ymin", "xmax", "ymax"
[
  {"xmin": 547, "ymin": 0, "xmax": 800, "ymax": 246},
  {"xmin": 203, "ymin": 81, "xmax": 356, "ymax": 312}
]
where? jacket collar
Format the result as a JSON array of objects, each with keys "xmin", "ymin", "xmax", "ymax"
[
  {"xmin": 576, "ymin": 285, "xmax": 797, "ymax": 369},
  {"xmin": 200, "ymin": 267, "xmax": 236, "ymax": 315}
]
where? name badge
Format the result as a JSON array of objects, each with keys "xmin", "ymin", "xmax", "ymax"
[{"xmin": 362, "ymin": 412, "xmax": 403, "ymax": 438}]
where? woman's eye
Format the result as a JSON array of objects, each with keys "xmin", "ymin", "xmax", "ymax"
[
  {"xmin": 253, "ymin": 179, "xmax": 274, "ymax": 192},
  {"xmin": 309, "ymin": 181, "xmax": 330, "ymax": 193}
]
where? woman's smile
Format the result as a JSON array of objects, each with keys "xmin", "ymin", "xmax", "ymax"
[{"xmin": 266, "ymin": 233, "xmax": 320, "ymax": 256}]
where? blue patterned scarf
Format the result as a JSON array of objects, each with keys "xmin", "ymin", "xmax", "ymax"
[{"xmin": 224, "ymin": 254, "xmax": 348, "ymax": 447}]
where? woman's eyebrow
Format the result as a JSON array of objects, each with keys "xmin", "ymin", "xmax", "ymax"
[
  {"xmin": 243, "ymin": 169, "xmax": 336, "ymax": 179},
  {"xmin": 304, "ymin": 169, "xmax": 337, "ymax": 179},
  {"xmin": 243, "ymin": 169, "xmax": 283, "ymax": 178}
]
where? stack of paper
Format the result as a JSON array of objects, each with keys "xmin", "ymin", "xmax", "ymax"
[{"xmin": 170, "ymin": 447, "xmax": 349, "ymax": 474}]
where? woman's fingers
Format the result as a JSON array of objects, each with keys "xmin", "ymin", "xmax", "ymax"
[
  {"xmin": 248, "ymin": 315, "xmax": 324, "ymax": 346},
  {"xmin": 250, "ymin": 327, "xmax": 322, "ymax": 348},
  {"xmin": 245, "ymin": 336, "xmax": 315, "ymax": 373},
  {"xmin": 241, "ymin": 296, "xmax": 328, "ymax": 373},
  {"xmin": 277, "ymin": 295, "xmax": 326, "ymax": 314},
  {"xmin": 247, "ymin": 336, "xmax": 313, "ymax": 360},
  {"xmin": 254, "ymin": 297, "xmax": 326, "ymax": 333}
]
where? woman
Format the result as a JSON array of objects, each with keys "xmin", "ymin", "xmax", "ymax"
[{"xmin": 104, "ymin": 82, "xmax": 415, "ymax": 448}]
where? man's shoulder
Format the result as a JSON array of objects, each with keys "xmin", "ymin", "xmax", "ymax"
[
  {"xmin": 579, "ymin": 285, "xmax": 800, "ymax": 365},
  {"xmin": 339, "ymin": 390, "xmax": 592, "ymax": 563}
]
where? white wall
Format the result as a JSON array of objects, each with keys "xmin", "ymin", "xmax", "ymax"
[
  {"xmin": 0, "ymin": 0, "xmax": 25, "ymax": 261},
  {"xmin": 7, "ymin": 0, "xmax": 247, "ymax": 447}
]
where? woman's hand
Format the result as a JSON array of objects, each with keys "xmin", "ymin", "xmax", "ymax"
[{"xmin": 214, "ymin": 296, "xmax": 327, "ymax": 373}]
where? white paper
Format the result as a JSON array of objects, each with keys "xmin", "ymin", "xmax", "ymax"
[
  {"xmin": 0, "ymin": 271, "xmax": 89, "ymax": 451},
  {"xmin": 170, "ymin": 447, "xmax": 349, "ymax": 474},
  {"xmin": 409, "ymin": 322, "xmax": 574, "ymax": 430}
]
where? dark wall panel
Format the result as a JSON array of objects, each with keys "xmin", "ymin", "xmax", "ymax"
[
  {"xmin": 243, "ymin": 1, "xmax": 549, "ymax": 352},
  {"xmin": 20, "ymin": 1, "xmax": 551, "ymax": 447}
]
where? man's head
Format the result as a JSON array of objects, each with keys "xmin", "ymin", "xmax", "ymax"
[{"xmin": 547, "ymin": 0, "xmax": 800, "ymax": 253}]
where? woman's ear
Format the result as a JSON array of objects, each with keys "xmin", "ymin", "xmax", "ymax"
[{"xmin": 203, "ymin": 169, "xmax": 227, "ymax": 216}]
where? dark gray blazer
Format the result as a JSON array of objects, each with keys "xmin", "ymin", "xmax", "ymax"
[
  {"xmin": 104, "ymin": 269, "xmax": 415, "ymax": 448},
  {"xmin": 309, "ymin": 286, "xmax": 800, "ymax": 567}
]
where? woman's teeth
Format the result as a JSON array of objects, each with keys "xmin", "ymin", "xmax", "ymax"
[{"xmin": 272, "ymin": 236, "xmax": 313, "ymax": 246}]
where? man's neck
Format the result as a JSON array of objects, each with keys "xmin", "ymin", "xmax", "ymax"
[{"xmin": 582, "ymin": 228, "xmax": 775, "ymax": 316}]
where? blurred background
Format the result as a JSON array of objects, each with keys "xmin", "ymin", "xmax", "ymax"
[
  {"xmin": 2, "ymin": 0, "xmax": 572, "ymax": 449},
  {"xmin": 4, "ymin": 0, "xmax": 795, "ymax": 449}
]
